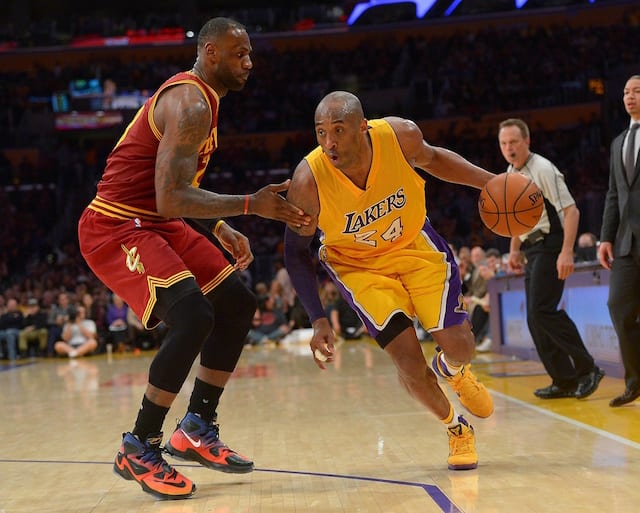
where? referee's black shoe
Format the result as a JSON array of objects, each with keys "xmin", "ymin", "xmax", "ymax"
[
  {"xmin": 575, "ymin": 367, "xmax": 605, "ymax": 399},
  {"xmin": 534, "ymin": 384, "xmax": 576, "ymax": 399}
]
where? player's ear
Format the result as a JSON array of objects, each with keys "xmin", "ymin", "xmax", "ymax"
[
  {"xmin": 360, "ymin": 118, "xmax": 368, "ymax": 133},
  {"xmin": 204, "ymin": 41, "xmax": 216, "ymax": 58}
]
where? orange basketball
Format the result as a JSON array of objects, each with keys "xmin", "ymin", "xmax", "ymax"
[{"xmin": 478, "ymin": 172, "xmax": 544, "ymax": 237}]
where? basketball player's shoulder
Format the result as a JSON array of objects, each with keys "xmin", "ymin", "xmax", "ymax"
[
  {"xmin": 380, "ymin": 116, "xmax": 412, "ymax": 132},
  {"xmin": 383, "ymin": 117, "xmax": 422, "ymax": 141}
]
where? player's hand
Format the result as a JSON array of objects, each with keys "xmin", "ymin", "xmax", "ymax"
[
  {"xmin": 598, "ymin": 241, "xmax": 613, "ymax": 270},
  {"xmin": 310, "ymin": 317, "xmax": 335, "ymax": 370},
  {"xmin": 248, "ymin": 180, "xmax": 311, "ymax": 227},
  {"xmin": 215, "ymin": 222, "xmax": 253, "ymax": 271}
]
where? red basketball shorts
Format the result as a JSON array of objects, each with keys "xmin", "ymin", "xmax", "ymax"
[{"xmin": 78, "ymin": 208, "xmax": 234, "ymax": 328}]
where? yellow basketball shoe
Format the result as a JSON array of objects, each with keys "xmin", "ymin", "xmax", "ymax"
[
  {"xmin": 432, "ymin": 349, "xmax": 494, "ymax": 418},
  {"xmin": 447, "ymin": 416, "xmax": 478, "ymax": 470}
]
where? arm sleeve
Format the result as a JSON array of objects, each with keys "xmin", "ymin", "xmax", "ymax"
[{"xmin": 283, "ymin": 226, "xmax": 326, "ymax": 323}]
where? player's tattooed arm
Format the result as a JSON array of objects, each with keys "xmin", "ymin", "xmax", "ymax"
[{"xmin": 154, "ymin": 84, "xmax": 248, "ymax": 219}]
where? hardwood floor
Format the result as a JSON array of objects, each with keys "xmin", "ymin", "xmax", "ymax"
[{"xmin": 1, "ymin": 337, "xmax": 638, "ymax": 513}]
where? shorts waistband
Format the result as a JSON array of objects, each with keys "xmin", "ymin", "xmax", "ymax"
[{"xmin": 87, "ymin": 196, "xmax": 164, "ymax": 221}]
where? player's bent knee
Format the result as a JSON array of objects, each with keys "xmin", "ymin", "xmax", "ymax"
[
  {"xmin": 168, "ymin": 292, "xmax": 216, "ymax": 347},
  {"xmin": 149, "ymin": 292, "xmax": 215, "ymax": 392},
  {"xmin": 207, "ymin": 273, "xmax": 257, "ymax": 329}
]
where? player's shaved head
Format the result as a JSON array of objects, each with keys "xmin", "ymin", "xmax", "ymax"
[{"xmin": 315, "ymin": 91, "xmax": 364, "ymax": 124}]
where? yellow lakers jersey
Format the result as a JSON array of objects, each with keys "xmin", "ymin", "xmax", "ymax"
[{"xmin": 306, "ymin": 119, "xmax": 426, "ymax": 261}]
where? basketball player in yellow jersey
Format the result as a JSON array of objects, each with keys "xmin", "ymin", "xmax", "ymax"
[{"xmin": 284, "ymin": 91, "xmax": 496, "ymax": 470}]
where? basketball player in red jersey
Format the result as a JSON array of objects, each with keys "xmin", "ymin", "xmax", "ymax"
[{"xmin": 78, "ymin": 18, "xmax": 310, "ymax": 499}]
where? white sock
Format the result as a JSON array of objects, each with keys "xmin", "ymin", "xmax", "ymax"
[{"xmin": 439, "ymin": 352, "xmax": 463, "ymax": 376}]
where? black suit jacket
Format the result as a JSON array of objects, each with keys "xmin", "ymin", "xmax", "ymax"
[{"xmin": 601, "ymin": 127, "xmax": 640, "ymax": 256}]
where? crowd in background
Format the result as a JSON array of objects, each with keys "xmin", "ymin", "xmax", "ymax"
[{"xmin": 0, "ymin": 2, "xmax": 636, "ymax": 359}]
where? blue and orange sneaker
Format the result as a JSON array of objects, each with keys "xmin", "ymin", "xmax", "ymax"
[
  {"xmin": 113, "ymin": 432, "xmax": 195, "ymax": 499},
  {"xmin": 164, "ymin": 412, "xmax": 254, "ymax": 473}
]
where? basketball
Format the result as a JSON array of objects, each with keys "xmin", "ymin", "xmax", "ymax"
[{"xmin": 478, "ymin": 173, "xmax": 544, "ymax": 237}]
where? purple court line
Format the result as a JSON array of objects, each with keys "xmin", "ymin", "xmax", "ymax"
[
  {"xmin": 0, "ymin": 458, "xmax": 464, "ymax": 513},
  {"xmin": 258, "ymin": 468, "xmax": 463, "ymax": 513},
  {"xmin": 0, "ymin": 459, "xmax": 463, "ymax": 513}
]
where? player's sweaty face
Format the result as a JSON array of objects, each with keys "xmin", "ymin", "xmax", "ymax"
[{"xmin": 315, "ymin": 110, "xmax": 361, "ymax": 169}]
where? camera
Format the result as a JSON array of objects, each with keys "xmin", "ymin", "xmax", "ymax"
[{"xmin": 67, "ymin": 306, "xmax": 78, "ymax": 322}]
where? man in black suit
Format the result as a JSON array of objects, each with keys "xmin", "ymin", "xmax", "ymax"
[{"xmin": 599, "ymin": 74, "xmax": 640, "ymax": 407}]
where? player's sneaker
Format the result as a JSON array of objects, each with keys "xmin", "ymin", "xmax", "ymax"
[
  {"xmin": 165, "ymin": 412, "xmax": 254, "ymax": 473},
  {"xmin": 447, "ymin": 415, "xmax": 478, "ymax": 470},
  {"xmin": 432, "ymin": 348, "xmax": 494, "ymax": 418},
  {"xmin": 113, "ymin": 432, "xmax": 195, "ymax": 500}
]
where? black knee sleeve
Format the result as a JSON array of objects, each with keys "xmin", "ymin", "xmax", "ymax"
[
  {"xmin": 149, "ymin": 289, "xmax": 215, "ymax": 393},
  {"xmin": 201, "ymin": 272, "xmax": 257, "ymax": 372}
]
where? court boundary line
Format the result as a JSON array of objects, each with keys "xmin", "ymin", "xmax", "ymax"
[
  {"xmin": 0, "ymin": 458, "xmax": 464, "ymax": 513},
  {"xmin": 491, "ymin": 389, "xmax": 640, "ymax": 450}
]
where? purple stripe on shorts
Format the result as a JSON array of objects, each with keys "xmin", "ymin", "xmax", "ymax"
[
  {"xmin": 319, "ymin": 260, "xmax": 380, "ymax": 338},
  {"xmin": 421, "ymin": 220, "xmax": 468, "ymax": 329}
]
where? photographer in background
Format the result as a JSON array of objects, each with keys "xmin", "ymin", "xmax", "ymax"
[{"xmin": 54, "ymin": 305, "xmax": 98, "ymax": 358}]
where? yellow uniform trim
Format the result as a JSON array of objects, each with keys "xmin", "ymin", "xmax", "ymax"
[
  {"xmin": 87, "ymin": 196, "xmax": 164, "ymax": 221},
  {"xmin": 142, "ymin": 270, "xmax": 195, "ymax": 329}
]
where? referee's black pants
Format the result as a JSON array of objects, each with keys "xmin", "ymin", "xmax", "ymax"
[{"xmin": 524, "ymin": 245, "xmax": 595, "ymax": 388}]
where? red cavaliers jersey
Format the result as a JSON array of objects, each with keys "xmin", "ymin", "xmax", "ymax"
[{"xmin": 92, "ymin": 71, "xmax": 219, "ymax": 217}]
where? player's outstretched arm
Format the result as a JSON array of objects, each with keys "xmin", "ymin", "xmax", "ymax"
[
  {"xmin": 247, "ymin": 180, "xmax": 311, "ymax": 227},
  {"xmin": 387, "ymin": 116, "xmax": 495, "ymax": 189},
  {"xmin": 153, "ymin": 84, "xmax": 310, "ymax": 226}
]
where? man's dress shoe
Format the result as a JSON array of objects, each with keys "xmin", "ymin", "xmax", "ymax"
[
  {"xmin": 575, "ymin": 367, "xmax": 605, "ymax": 399},
  {"xmin": 534, "ymin": 384, "xmax": 576, "ymax": 399},
  {"xmin": 609, "ymin": 388, "xmax": 640, "ymax": 407}
]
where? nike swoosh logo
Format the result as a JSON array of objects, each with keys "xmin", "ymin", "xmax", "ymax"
[
  {"xmin": 151, "ymin": 477, "xmax": 188, "ymax": 488},
  {"xmin": 182, "ymin": 429, "xmax": 201, "ymax": 448},
  {"xmin": 154, "ymin": 479, "xmax": 187, "ymax": 488}
]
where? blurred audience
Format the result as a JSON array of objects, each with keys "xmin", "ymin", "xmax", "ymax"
[
  {"xmin": 246, "ymin": 293, "xmax": 294, "ymax": 346},
  {"xmin": 105, "ymin": 293, "xmax": 129, "ymax": 350},
  {"xmin": 575, "ymin": 231, "xmax": 598, "ymax": 263},
  {"xmin": 0, "ymin": 298, "xmax": 24, "ymax": 360},
  {"xmin": 18, "ymin": 297, "xmax": 48, "ymax": 357}
]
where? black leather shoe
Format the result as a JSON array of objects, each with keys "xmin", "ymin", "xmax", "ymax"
[
  {"xmin": 534, "ymin": 384, "xmax": 576, "ymax": 399},
  {"xmin": 609, "ymin": 388, "xmax": 640, "ymax": 407},
  {"xmin": 575, "ymin": 367, "xmax": 605, "ymax": 399}
]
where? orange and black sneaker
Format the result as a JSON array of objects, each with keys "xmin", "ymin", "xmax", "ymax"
[
  {"xmin": 113, "ymin": 432, "xmax": 195, "ymax": 500},
  {"xmin": 165, "ymin": 412, "xmax": 254, "ymax": 474}
]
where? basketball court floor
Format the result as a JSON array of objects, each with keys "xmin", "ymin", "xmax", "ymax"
[{"xmin": 1, "ymin": 336, "xmax": 639, "ymax": 513}]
